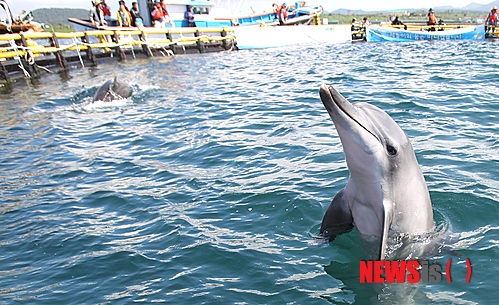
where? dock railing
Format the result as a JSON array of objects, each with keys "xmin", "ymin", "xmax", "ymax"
[{"xmin": 0, "ymin": 27, "xmax": 236, "ymax": 82}]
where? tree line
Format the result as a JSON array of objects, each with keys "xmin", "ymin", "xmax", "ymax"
[{"xmin": 32, "ymin": 8, "xmax": 88, "ymax": 27}]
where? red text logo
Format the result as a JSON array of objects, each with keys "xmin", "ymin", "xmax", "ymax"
[{"xmin": 359, "ymin": 259, "xmax": 472, "ymax": 284}]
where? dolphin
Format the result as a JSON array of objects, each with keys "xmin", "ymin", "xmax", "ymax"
[
  {"xmin": 318, "ymin": 84, "xmax": 434, "ymax": 260},
  {"xmin": 93, "ymin": 77, "xmax": 132, "ymax": 102}
]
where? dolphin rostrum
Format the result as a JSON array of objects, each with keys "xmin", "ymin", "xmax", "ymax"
[
  {"xmin": 318, "ymin": 84, "xmax": 434, "ymax": 259},
  {"xmin": 93, "ymin": 77, "xmax": 132, "ymax": 102}
]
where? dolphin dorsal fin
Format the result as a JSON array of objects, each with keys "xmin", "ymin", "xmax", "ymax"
[{"xmin": 111, "ymin": 76, "xmax": 118, "ymax": 91}]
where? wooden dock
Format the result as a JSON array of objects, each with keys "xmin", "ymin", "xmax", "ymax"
[{"xmin": 0, "ymin": 27, "xmax": 237, "ymax": 83}]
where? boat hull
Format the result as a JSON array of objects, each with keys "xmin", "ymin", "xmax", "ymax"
[
  {"xmin": 234, "ymin": 25, "xmax": 350, "ymax": 49},
  {"xmin": 366, "ymin": 24, "xmax": 485, "ymax": 42}
]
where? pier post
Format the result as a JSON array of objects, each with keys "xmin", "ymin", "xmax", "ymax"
[
  {"xmin": 0, "ymin": 61, "xmax": 11, "ymax": 84},
  {"xmin": 195, "ymin": 29, "xmax": 203, "ymax": 53},
  {"xmin": 83, "ymin": 32, "xmax": 97, "ymax": 66},
  {"xmin": 141, "ymin": 30, "xmax": 153, "ymax": 57},
  {"xmin": 221, "ymin": 28, "xmax": 227, "ymax": 50},
  {"xmin": 19, "ymin": 33, "xmax": 39, "ymax": 77},
  {"xmin": 50, "ymin": 32, "xmax": 68, "ymax": 70},
  {"xmin": 113, "ymin": 31, "xmax": 125, "ymax": 61}
]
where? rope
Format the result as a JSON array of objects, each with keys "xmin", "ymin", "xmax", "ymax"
[
  {"xmin": 9, "ymin": 39, "xmax": 30, "ymax": 78},
  {"xmin": 74, "ymin": 34, "xmax": 84, "ymax": 68},
  {"xmin": 36, "ymin": 65, "xmax": 53, "ymax": 73},
  {"xmin": 25, "ymin": 50, "xmax": 35, "ymax": 65}
]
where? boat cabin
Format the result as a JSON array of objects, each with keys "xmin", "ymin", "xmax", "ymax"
[{"xmin": 137, "ymin": 0, "xmax": 232, "ymax": 28}]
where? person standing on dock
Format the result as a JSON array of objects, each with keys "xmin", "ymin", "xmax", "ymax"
[
  {"xmin": 185, "ymin": 5, "xmax": 196, "ymax": 27},
  {"xmin": 427, "ymin": 8, "xmax": 437, "ymax": 26},
  {"xmin": 117, "ymin": 1, "xmax": 132, "ymax": 27},
  {"xmin": 90, "ymin": 0, "xmax": 106, "ymax": 27},
  {"xmin": 130, "ymin": 2, "xmax": 143, "ymax": 27},
  {"xmin": 486, "ymin": 6, "xmax": 498, "ymax": 33}
]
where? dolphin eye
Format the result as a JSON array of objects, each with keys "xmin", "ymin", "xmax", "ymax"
[{"xmin": 386, "ymin": 144, "xmax": 398, "ymax": 156}]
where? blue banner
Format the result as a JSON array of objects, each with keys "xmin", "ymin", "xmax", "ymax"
[{"xmin": 366, "ymin": 25, "xmax": 485, "ymax": 42}]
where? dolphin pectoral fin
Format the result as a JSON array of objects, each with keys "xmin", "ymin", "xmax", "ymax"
[
  {"xmin": 319, "ymin": 189, "xmax": 354, "ymax": 245},
  {"xmin": 379, "ymin": 202, "xmax": 393, "ymax": 260}
]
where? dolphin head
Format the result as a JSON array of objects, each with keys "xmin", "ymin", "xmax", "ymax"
[
  {"xmin": 319, "ymin": 84, "xmax": 434, "ymax": 259},
  {"xmin": 93, "ymin": 77, "xmax": 132, "ymax": 102},
  {"xmin": 319, "ymin": 84, "xmax": 410, "ymax": 179}
]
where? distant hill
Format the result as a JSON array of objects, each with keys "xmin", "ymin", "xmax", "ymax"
[
  {"xmin": 328, "ymin": 8, "xmax": 368, "ymax": 15},
  {"xmin": 432, "ymin": 6, "xmax": 456, "ymax": 10},
  {"xmin": 462, "ymin": 2, "xmax": 486, "ymax": 10},
  {"xmin": 465, "ymin": 0, "xmax": 499, "ymax": 11},
  {"xmin": 326, "ymin": 1, "xmax": 499, "ymax": 14},
  {"xmin": 32, "ymin": 8, "xmax": 88, "ymax": 27}
]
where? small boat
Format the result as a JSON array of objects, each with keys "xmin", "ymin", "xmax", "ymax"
[
  {"xmin": 366, "ymin": 24, "xmax": 485, "ymax": 42},
  {"xmin": 227, "ymin": 5, "xmax": 323, "ymax": 26},
  {"xmin": 69, "ymin": 0, "xmax": 322, "ymax": 31},
  {"xmin": 0, "ymin": 0, "xmax": 43, "ymax": 34}
]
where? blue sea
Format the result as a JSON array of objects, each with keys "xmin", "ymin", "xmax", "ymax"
[{"xmin": 1, "ymin": 40, "xmax": 498, "ymax": 304}]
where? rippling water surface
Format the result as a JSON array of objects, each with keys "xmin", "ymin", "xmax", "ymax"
[{"xmin": 1, "ymin": 40, "xmax": 499, "ymax": 304}]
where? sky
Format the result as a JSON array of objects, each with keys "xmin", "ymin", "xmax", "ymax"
[{"xmin": 10, "ymin": 0, "xmax": 493, "ymax": 16}]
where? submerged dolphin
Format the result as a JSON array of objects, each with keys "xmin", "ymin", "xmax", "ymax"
[
  {"xmin": 318, "ymin": 84, "xmax": 434, "ymax": 259},
  {"xmin": 93, "ymin": 77, "xmax": 132, "ymax": 102}
]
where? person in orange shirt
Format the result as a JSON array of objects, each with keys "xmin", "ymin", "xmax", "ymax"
[
  {"xmin": 427, "ymin": 8, "xmax": 437, "ymax": 25},
  {"xmin": 486, "ymin": 6, "xmax": 498, "ymax": 26},
  {"xmin": 278, "ymin": 3, "xmax": 288, "ymax": 25},
  {"xmin": 151, "ymin": 2, "xmax": 164, "ymax": 27}
]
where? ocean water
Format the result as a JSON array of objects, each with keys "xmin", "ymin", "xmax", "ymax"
[{"xmin": 1, "ymin": 40, "xmax": 498, "ymax": 304}]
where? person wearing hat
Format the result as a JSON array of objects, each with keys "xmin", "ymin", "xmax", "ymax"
[
  {"xmin": 427, "ymin": 8, "xmax": 437, "ymax": 26},
  {"xmin": 486, "ymin": 6, "xmax": 498, "ymax": 33},
  {"xmin": 184, "ymin": 5, "xmax": 196, "ymax": 27},
  {"xmin": 89, "ymin": 0, "xmax": 106, "ymax": 26}
]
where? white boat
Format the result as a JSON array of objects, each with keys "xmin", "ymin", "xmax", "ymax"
[
  {"xmin": 69, "ymin": 0, "xmax": 323, "ymax": 31},
  {"xmin": 234, "ymin": 25, "xmax": 351, "ymax": 49}
]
